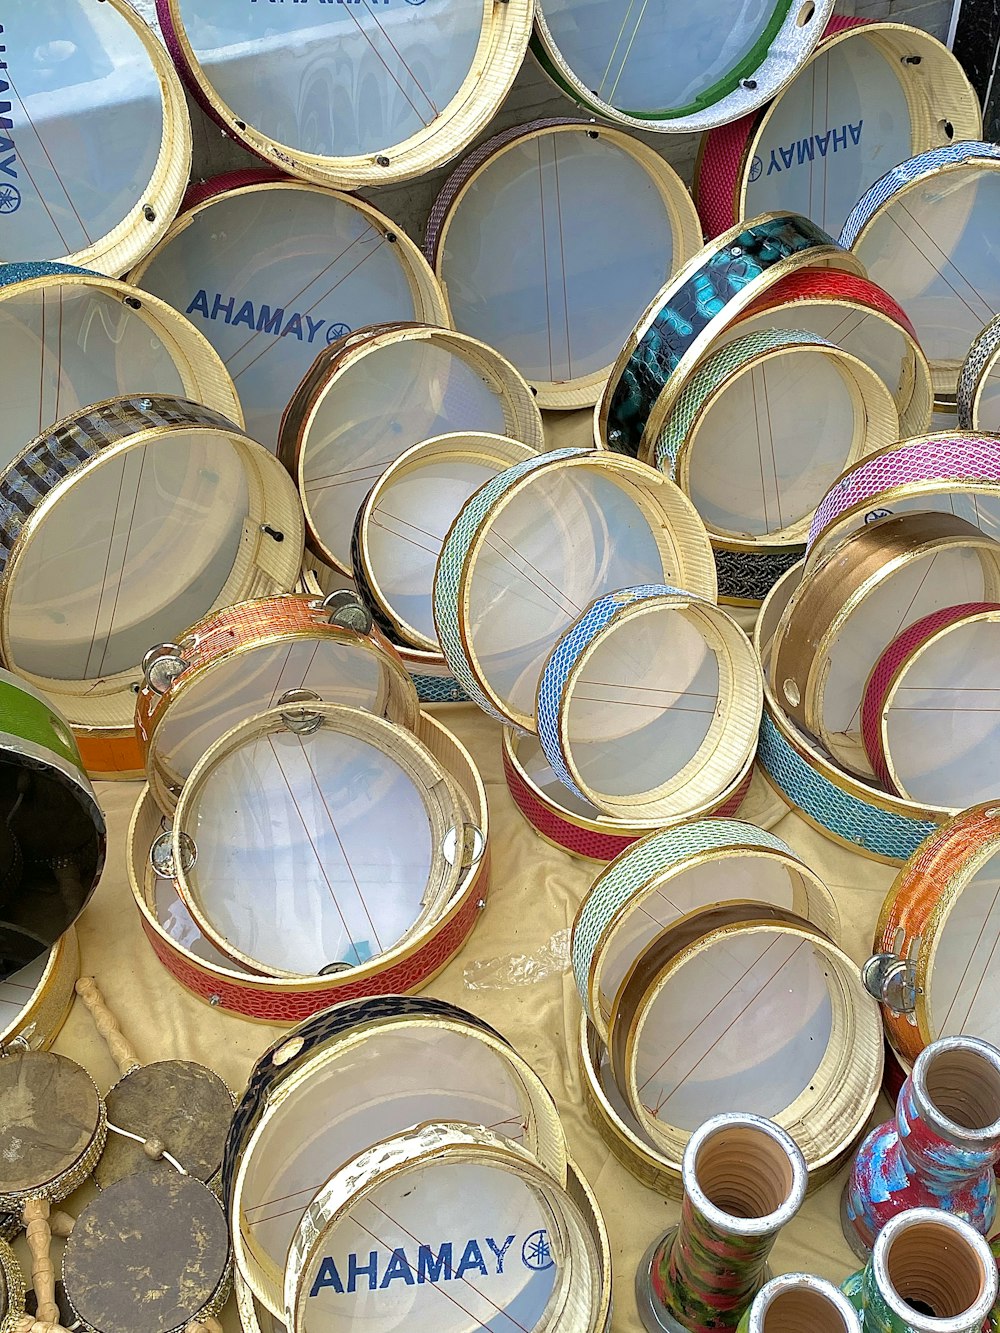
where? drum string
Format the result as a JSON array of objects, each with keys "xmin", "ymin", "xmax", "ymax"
[
  {"xmin": 635, "ymin": 932, "xmax": 799, "ymax": 1107},
  {"xmin": 536, "ymin": 140, "xmax": 557, "ymax": 385},
  {"xmin": 305, "ymin": 456, "xmax": 401, "ymax": 493},
  {"xmin": 368, "ymin": 509, "xmax": 445, "ymax": 562},
  {"xmin": 937, "ymin": 878, "xmax": 1000, "ymax": 1035},
  {"xmin": 597, "ymin": 0, "xmax": 642, "ymax": 101},
  {"xmin": 82, "ymin": 442, "xmax": 150, "ymax": 681},
  {"xmin": 549, "ymin": 140, "xmax": 575, "ymax": 381},
  {"xmin": 265, "ymin": 639, "xmax": 322, "ymax": 711},
  {"xmin": 750, "ymin": 359, "xmax": 785, "ymax": 534},
  {"xmin": 888, "ymin": 204, "xmax": 996, "ymax": 329},
  {"xmin": 349, "ymin": 0, "xmax": 439, "ymax": 120},
  {"xmin": 2, "ymin": 71, "xmax": 87, "ymax": 252},
  {"xmin": 265, "ymin": 733, "xmax": 384, "ymax": 964},
  {"xmin": 105, "ymin": 1120, "xmax": 189, "ymax": 1176}
]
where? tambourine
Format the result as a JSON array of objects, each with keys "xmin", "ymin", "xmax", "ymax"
[
  {"xmin": 596, "ymin": 212, "xmax": 862, "ymax": 459},
  {"xmin": 284, "ymin": 1121, "xmax": 604, "ymax": 1333},
  {"xmin": 732, "ymin": 268, "xmax": 934, "ymax": 436},
  {"xmin": 840, "ymin": 141, "xmax": 1000, "ymax": 400},
  {"xmin": 807, "ymin": 432, "xmax": 1000, "ymax": 564},
  {"xmin": 861, "ymin": 602, "xmax": 1000, "ymax": 806},
  {"xmin": 770, "ymin": 511, "xmax": 1000, "ymax": 773},
  {"xmin": 129, "ymin": 709, "xmax": 489, "ymax": 1022},
  {"xmin": 535, "ymin": 586, "xmax": 762, "ymax": 820},
  {"xmin": 278, "ymin": 322, "xmax": 543, "ymax": 576},
  {"xmin": 0, "ymin": 263, "xmax": 241, "ymax": 470},
  {"xmin": 0, "ymin": 1237, "xmax": 25, "ymax": 1332},
  {"xmin": 530, "ymin": 0, "xmax": 833, "ymax": 134},
  {"xmin": 608, "ymin": 905, "xmax": 883, "ymax": 1182},
  {"xmin": 131, "ymin": 182, "xmax": 447, "ymax": 453},
  {"xmin": 756, "ymin": 561, "xmax": 956, "ymax": 863},
  {"xmin": 696, "ymin": 20, "xmax": 980, "ymax": 239},
  {"xmin": 654, "ymin": 326, "xmax": 899, "ymax": 603},
  {"xmin": 0, "ymin": 0, "xmax": 191, "ymax": 275},
  {"xmin": 866, "ymin": 804, "xmax": 1000, "ymax": 1065},
  {"xmin": 352, "ymin": 434, "xmax": 537, "ymax": 651},
  {"xmin": 959, "ymin": 315, "xmax": 1000, "ymax": 432},
  {"xmin": 0, "ymin": 929, "xmax": 78, "ymax": 1055},
  {"xmin": 424, "ymin": 119, "xmax": 702, "ymax": 409},
  {"xmin": 0, "ymin": 395, "xmax": 303, "ymax": 777},
  {"xmin": 136, "ymin": 591, "xmax": 420, "ymax": 814},
  {"xmin": 61, "ymin": 1172, "xmax": 230, "ymax": 1333},
  {"xmin": 225, "ymin": 996, "xmax": 567, "ymax": 1317},
  {"xmin": 0, "ymin": 672, "xmax": 104, "ymax": 978},
  {"xmin": 572, "ymin": 820, "xmax": 840, "ymax": 1045},
  {"xmin": 434, "ymin": 448, "xmax": 717, "ymax": 732},
  {"xmin": 502, "ymin": 729, "xmax": 771, "ymax": 864},
  {"xmin": 74, "ymin": 976, "xmax": 233, "ymax": 1192},
  {"xmin": 156, "ymin": 0, "xmax": 531, "ymax": 190},
  {"xmin": 0, "ymin": 1051, "xmax": 107, "ymax": 1325}
]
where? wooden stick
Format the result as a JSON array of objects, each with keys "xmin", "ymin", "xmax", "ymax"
[
  {"xmin": 75, "ymin": 977, "xmax": 141, "ymax": 1078},
  {"xmin": 184, "ymin": 1319, "xmax": 224, "ymax": 1332},
  {"xmin": 48, "ymin": 1211, "xmax": 73, "ymax": 1239},
  {"xmin": 11, "ymin": 1318, "xmax": 69, "ymax": 1333},
  {"xmin": 21, "ymin": 1198, "xmax": 57, "ymax": 1325}
]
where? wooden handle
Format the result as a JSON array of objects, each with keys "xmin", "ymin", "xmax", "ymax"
[
  {"xmin": 22, "ymin": 1198, "xmax": 57, "ymax": 1325},
  {"xmin": 184, "ymin": 1319, "xmax": 224, "ymax": 1333},
  {"xmin": 48, "ymin": 1211, "xmax": 73, "ymax": 1239},
  {"xmin": 75, "ymin": 976, "xmax": 141, "ymax": 1077},
  {"xmin": 11, "ymin": 1318, "xmax": 69, "ymax": 1333}
]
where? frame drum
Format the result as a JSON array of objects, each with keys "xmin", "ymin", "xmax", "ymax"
[
  {"xmin": 841, "ymin": 141, "xmax": 1000, "ymax": 401},
  {"xmin": 284, "ymin": 1122, "xmax": 604, "ymax": 1333},
  {"xmin": 280, "ymin": 323, "xmax": 543, "ymax": 577},
  {"xmin": 433, "ymin": 448, "xmax": 717, "ymax": 732},
  {"xmin": 0, "ymin": 929, "xmax": 78, "ymax": 1055},
  {"xmin": 696, "ymin": 20, "xmax": 980, "ymax": 239},
  {"xmin": 136, "ymin": 592, "xmax": 420, "ymax": 815},
  {"xmin": 425, "ymin": 120, "xmax": 702, "ymax": 409},
  {"xmin": 0, "ymin": 0, "xmax": 191, "ymax": 275},
  {"xmin": 0, "ymin": 396, "xmax": 303, "ymax": 774},
  {"xmin": 959, "ymin": 314, "xmax": 1000, "ymax": 431},
  {"xmin": 156, "ymin": 0, "xmax": 532, "ymax": 189},
  {"xmin": 131, "ymin": 179, "xmax": 446, "ymax": 453},
  {"xmin": 531, "ymin": 0, "xmax": 833, "ymax": 134}
]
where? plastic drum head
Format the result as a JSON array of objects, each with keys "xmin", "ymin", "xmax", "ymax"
[
  {"xmin": 531, "ymin": 0, "xmax": 833, "ymax": 133},
  {"xmin": 172, "ymin": 704, "xmax": 471, "ymax": 978},
  {"xmin": 234, "ymin": 1017, "xmax": 566, "ymax": 1315},
  {"xmin": 282, "ymin": 325, "xmax": 544, "ymax": 575},
  {"xmin": 354, "ymin": 434, "xmax": 537, "ymax": 650},
  {"xmin": 130, "ymin": 181, "xmax": 446, "ymax": 451},
  {"xmin": 0, "ymin": 0, "xmax": 192, "ymax": 274},
  {"xmin": 157, "ymin": 0, "xmax": 532, "ymax": 189},
  {"xmin": 428, "ymin": 121, "xmax": 702, "ymax": 407},
  {"xmin": 0, "ymin": 265, "xmax": 241, "ymax": 463}
]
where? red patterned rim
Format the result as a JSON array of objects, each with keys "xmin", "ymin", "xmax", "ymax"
[
  {"xmin": 740, "ymin": 266, "xmax": 918, "ymax": 341},
  {"xmin": 861, "ymin": 602, "xmax": 1000, "ymax": 790},
  {"xmin": 181, "ymin": 169, "xmax": 292, "ymax": 212}
]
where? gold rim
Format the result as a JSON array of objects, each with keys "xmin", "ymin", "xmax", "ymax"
[{"xmin": 0, "ymin": 927, "xmax": 79, "ymax": 1054}]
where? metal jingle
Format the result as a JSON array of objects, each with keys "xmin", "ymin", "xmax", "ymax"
[
  {"xmin": 862, "ymin": 952, "xmax": 920, "ymax": 1014},
  {"xmin": 277, "ymin": 689, "xmax": 323, "ymax": 736},
  {"xmin": 316, "ymin": 590, "xmax": 374, "ymax": 635},
  {"xmin": 443, "ymin": 823, "xmax": 486, "ymax": 871},
  {"xmin": 149, "ymin": 831, "xmax": 197, "ymax": 880},
  {"xmin": 141, "ymin": 644, "xmax": 189, "ymax": 696}
]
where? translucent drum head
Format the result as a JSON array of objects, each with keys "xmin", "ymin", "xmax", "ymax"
[
  {"xmin": 173, "ymin": 705, "xmax": 469, "ymax": 978},
  {"xmin": 429, "ymin": 122, "xmax": 701, "ymax": 407},
  {"xmin": 284, "ymin": 326, "xmax": 543, "ymax": 575},
  {"xmin": 158, "ymin": 0, "xmax": 533, "ymax": 188},
  {"xmin": 926, "ymin": 845, "xmax": 1000, "ymax": 1049},
  {"xmin": 131, "ymin": 182, "xmax": 446, "ymax": 451},
  {"xmin": 0, "ymin": 0, "xmax": 191, "ymax": 274}
]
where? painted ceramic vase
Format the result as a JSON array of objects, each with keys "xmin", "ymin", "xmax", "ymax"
[
  {"xmin": 842, "ymin": 1035, "xmax": 1000, "ymax": 1259},
  {"xmin": 843, "ymin": 1208, "xmax": 997, "ymax": 1333},
  {"xmin": 736, "ymin": 1272, "xmax": 861, "ymax": 1332},
  {"xmin": 636, "ymin": 1112, "xmax": 807, "ymax": 1333}
]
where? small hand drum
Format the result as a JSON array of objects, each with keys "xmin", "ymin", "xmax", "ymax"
[{"xmin": 75, "ymin": 977, "xmax": 233, "ymax": 1192}]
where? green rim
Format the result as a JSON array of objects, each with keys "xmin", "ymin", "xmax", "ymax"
[{"xmin": 0, "ymin": 678, "xmax": 84, "ymax": 772}]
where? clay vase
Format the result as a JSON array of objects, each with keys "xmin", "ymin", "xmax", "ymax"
[
  {"xmin": 736, "ymin": 1272, "xmax": 861, "ymax": 1332},
  {"xmin": 843, "ymin": 1034, "xmax": 1000, "ymax": 1259},
  {"xmin": 636, "ymin": 1112, "xmax": 807, "ymax": 1333}
]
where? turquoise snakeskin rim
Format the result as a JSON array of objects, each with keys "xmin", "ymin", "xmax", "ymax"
[
  {"xmin": 571, "ymin": 818, "xmax": 792, "ymax": 1012},
  {"xmin": 536, "ymin": 584, "xmax": 688, "ymax": 801},
  {"xmin": 411, "ymin": 672, "xmax": 468, "ymax": 704},
  {"xmin": 0, "ymin": 261, "xmax": 99, "ymax": 288},
  {"xmin": 757, "ymin": 711, "xmax": 938, "ymax": 862},
  {"xmin": 654, "ymin": 327, "xmax": 833, "ymax": 475},
  {"xmin": 432, "ymin": 446, "xmax": 596, "ymax": 725}
]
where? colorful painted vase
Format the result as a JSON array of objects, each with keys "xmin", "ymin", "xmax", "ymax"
[
  {"xmin": 635, "ymin": 1113, "xmax": 807, "ymax": 1333},
  {"xmin": 842, "ymin": 1035, "xmax": 1000, "ymax": 1259},
  {"xmin": 736, "ymin": 1273, "xmax": 861, "ymax": 1333},
  {"xmin": 843, "ymin": 1207, "xmax": 998, "ymax": 1333}
]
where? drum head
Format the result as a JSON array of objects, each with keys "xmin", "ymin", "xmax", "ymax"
[
  {"xmin": 928, "ymin": 847, "xmax": 1000, "ymax": 1048},
  {"xmin": 0, "ymin": 1051, "xmax": 101, "ymax": 1197},
  {"xmin": 434, "ymin": 124, "xmax": 695, "ymax": 404},
  {"xmin": 97, "ymin": 1061, "xmax": 234, "ymax": 1190},
  {"xmin": 63, "ymin": 1173, "xmax": 230, "ymax": 1333},
  {"xmin": 175, "ymin": 707, "xmax": 466, "ymax": 977},
  {"xmin": 132, "ymin": 183, "xmax": 443, "ymax": 450},
  {"xmin": 4, "ymin": 429, "xmax": 248, "ymax": 684}
]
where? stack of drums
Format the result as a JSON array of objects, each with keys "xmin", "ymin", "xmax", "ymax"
[{"xmin": 224, "ymin": 996, "xmax": 613, "ymax": 1330}]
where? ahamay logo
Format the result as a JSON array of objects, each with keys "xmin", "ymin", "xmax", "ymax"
[
  {"xmin": 185, "ymin": 290, "xmax": 350, "ymax": 346},
  {"xmin": 750, "ymin": 121, "xmax": 863, "ymax": 181},
  {"xmin": 309, "ymin": 1230, "xmax": 554, "ymax": 1297},
  {"xmin": 0, "ymin": 24, "xmax": 21, "ymax": 214}
]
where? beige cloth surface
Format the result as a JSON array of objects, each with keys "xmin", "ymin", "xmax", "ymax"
[{"xmin": 25, "ymin": 407, "xmax": 897, "ymax": 1329}]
